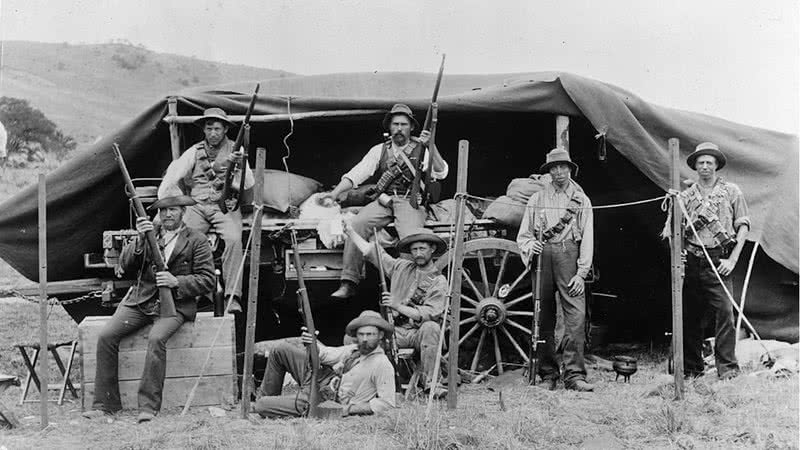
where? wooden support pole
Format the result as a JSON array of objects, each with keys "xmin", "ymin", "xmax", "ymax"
[
  {"xmin": 669, "ymin": 138, "xmax": 685, "ymax": 399},
  {"xmin": 556, "ymin": 115, "xmax": 570, "ymax": 153},
  {"xmin": 162, "ymin": 109, "xmax": 386, "ymax": 125},
  {"xmin": 446, "ymin": 140, "xmax": 470, "ymax": 410},
  {"xmin": 241, "ymin": 147, "xmax": 266, "ymax": 417},
  {"xmin": 167, "ymin": 97, "xmax": 181, "ymax": 161},
  {"xmin": 37, "ymin": 173, "xmax": 48, "ymax": 429}
]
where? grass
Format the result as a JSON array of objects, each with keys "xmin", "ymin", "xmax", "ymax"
[{"xmin": 0, "ymin": 299, "xmax": 797, "ymax": 449}]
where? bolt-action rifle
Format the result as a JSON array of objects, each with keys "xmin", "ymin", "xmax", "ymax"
[
  {"xmin": 219, "ymin": 83, "xmax": 260, "ymax": 213},
  {"xmin": 410, "ymin": 54, "xmax": 446, "ymax": 209},
  {"xmin": 291, "ymin": 232, "xmax": 321, "ymax": 418},
  {"xmin": 112, "ymin": 143, "xmax": 177, "ymax": 318},
  {"xmin": 373, "ymin": 228, "xmax": 400, "ymax": 381},
  {"xmin": 528, "ymin": 227, "xmax": 545, "ymax": 385}
]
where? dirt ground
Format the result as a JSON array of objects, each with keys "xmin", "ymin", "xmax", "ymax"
[{"xmin": 0, "ymin": 299, "xmax": 798, "ymax": 449}]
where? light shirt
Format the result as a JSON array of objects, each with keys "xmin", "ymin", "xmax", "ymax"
[
  {"xmin": 158, "ymin": 142, "xmax": 255, "ymax": 199},
  {"xmin": 517, "ymin": 179, "xmax": 594, "ymax": 279},
  {"xmin": 317, "ymin": 343, "xmax": 396, "ymax": 414},
  {"xmin": 0, "ymin": 121, "xmax": 7, "ymax": 158},
  {"xmin": 161, "ymin": 227, "xmax": 182, "ymax": 263},
  {"xmin": 681, "ymin": 178, "xmax": 750, "ymax": 248},
  {"xmin": 342, "ymin": 140, "xmax": 449, "ymax": 188}
]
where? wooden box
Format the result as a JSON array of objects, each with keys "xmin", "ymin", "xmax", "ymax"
[{"xmin": 79, "ymin": 312, "xmax": 236, "ymax": 411}]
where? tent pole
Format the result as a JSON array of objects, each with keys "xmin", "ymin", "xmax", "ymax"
[
  {"xmin": 38, "ymin": 173, "xmax": 49, "ymax": 429},
  {"xmin": 556, "ymin": 115, "xmax": 570, "ymax": 153},
  {"xmin": 669, "ymin": 138, "xmax": 685, "ymax": 399},
  {"xmin": 167, "ymin": 97, "xmax": 181, "ymax": 161},
  {"xmin": 446, "ymin": 140, "xmax": 469, "ymax": 410},
  {"xmin": 241, "ymin": 147, "xmax": 266, "ymax": 418}
]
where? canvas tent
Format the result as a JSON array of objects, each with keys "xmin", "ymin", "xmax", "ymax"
[{"xmin": 0, "ymin": 71, "xmax": 796, "ymax": 341}]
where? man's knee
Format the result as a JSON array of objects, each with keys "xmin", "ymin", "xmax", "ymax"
[{"xmin": 418, "ymin": 321, "xmax": 440, "ymax": 347}]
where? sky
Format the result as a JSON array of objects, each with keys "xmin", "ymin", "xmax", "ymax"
[{"xmin": 1, "ymin": 0, "xmax": 798, "ymax": 134}]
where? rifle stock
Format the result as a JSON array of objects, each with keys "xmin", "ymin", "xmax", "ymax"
[
  {"xmin": 291, "ymin": 234, "xmax": 321, "ymax": 418},
  {"xmin": 411, "ymin": 54, "xmax": 446, "ymax": 209},
  {"xmin": 112, "ymin": 143, "xmax": 177, "ymax": 318},
  {"xmin": 219, "ymin": 83, "xmax": 260, "ymax": 213}
]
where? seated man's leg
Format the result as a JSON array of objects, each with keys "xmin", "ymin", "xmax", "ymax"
[
  {"xmin": 138, "ymin": 313, "xmax": 186, "ymax": 415},
  {"xmin": 209, "ymin": 207, "xmax": 243, "ymax": 300},
  {"xmin": 412, "ymin": 321, "xmax": 442, "ymax": 386},
  {"xmin": 182, "ymin": 203, "xmax": 212, "ymax": 235},
  {"xmin": 254, "ymin": 341, "xmax": 312, "ymax": 418},
  {"xmin": 334, "ymin": 200, "xmax": 393, "ymax": 298},
  {"xmin": 92, "ymin": 304, "xmax": 150, "ymax": 413},
  {"xmin": 391, "ymin": 198, "xmax": 427, "ymax": 239}
]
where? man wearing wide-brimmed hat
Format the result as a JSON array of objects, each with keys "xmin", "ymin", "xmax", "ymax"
[
  {"xmin": 678, "ymin": 142, "xmax": 749, "ymax": 380},
  {"xmin": 83, "ymin": 188, "xmax": 215, "ymax": 423},
  {"xmin": 345, "ymin": 223, "xmax": 449, "ymax": 392},
  {"xmin": 254, "ymin": 310, "xmax": 396, "ymax": 418},
  {"xmin": 517, "ymin": 147, "xmax": 595, "ymax": 392},
  {"xmin": 158, "ymin": 107, "xmax": 254, "ymax": 313},
  {"xmin": 321, "ymin": 103, "xmax": 450, "ymax": 299}
]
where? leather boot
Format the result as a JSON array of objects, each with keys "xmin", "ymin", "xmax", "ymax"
[
  {"xmin": 331, "ymin": 280, "xmax": 358, "ymax": 299},
  {"xmin": 565, "ymin": 379, "xmax": 595, "ymax": 392}
]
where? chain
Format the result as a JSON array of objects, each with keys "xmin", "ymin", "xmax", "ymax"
[{"xmin": 3, "ymin": 289, "xmax": 105, "ymax": 306}]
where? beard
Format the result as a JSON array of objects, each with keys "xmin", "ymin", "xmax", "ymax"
[{"xmin": 358, "ymin": 339, "xmax": 380, "ymax": 355}]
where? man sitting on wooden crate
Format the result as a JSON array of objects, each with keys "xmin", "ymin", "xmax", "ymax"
[
  {"xmin": 254, "ymin": 310, "xmax": 396, "ymax": 418},
  {"xmin": 82, "ymin": 190, "xmax": 215, "ymax": 423}
]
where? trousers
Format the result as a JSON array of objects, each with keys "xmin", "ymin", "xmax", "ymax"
[
  {"xmin": 340, "ymin": 197, "xmax": 426, "ymax": 283},
  {"xmin": 254, "ymin": 342, "xmax": 334, "ymax": 418},
  {"xmin": 92, "ymin": 303, "xmax": 185, "ymax": 413},
  {"xmin": 395, "ymin": 321, "xmax": 441, "ymax": 385},
  {"xmin": 535, "ymin": 240, "xmax": 587, "ymax": 382},
  {"xmin": 183, "ymin": 202, "xmax": 243, "ymax": 297},
  {"xmin": 682, "ymin": 250, "xmax": 739, "ymax": 377}
]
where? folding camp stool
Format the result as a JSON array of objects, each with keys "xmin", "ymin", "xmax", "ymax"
[
  {"xmin": 16, "ymin": 341, "xmax": 79, "ymax": 406},
  {"xmin": 0, "ymin": 374, "xmax": 21, "ymax": 428},
  {"xmin": 397, "ymin": 348, "xmax": 424, "ymax": 400}
]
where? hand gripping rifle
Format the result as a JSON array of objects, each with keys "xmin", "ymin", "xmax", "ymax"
[
  {"xmin": 373, "ymin": 229, "xmax": 400, "ymax": 377},
  {"xmin": 410, "ymin": 54, "xmax": 446, "ymax": 209},
  {"xmin": 291, "ymin": 231, "xmax": 321, "ymax": 418},
  {"xmin": 527, "ymin": 227, "xmax": 545, "ymax": 385},
  {"xmin": 219, "ymin": 83, "xmax": 260, "ymax": 213},
  {"xmin": 112, "ymin": 143, "xmax": 177, "ymax": 318}
]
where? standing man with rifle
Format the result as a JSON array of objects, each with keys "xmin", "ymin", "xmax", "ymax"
[
  {"xmin": 517, "ymin": 148, "xmax": 595, "ymax": 392},
  {"xmin": 158, "ymin": 96, "xmax": 257, "ymax": 313},
  {"xmin": 345, "ymin": 223, "xmax": 448, "ymax": 395},
  {"xmin": 83, "ymin": 185, "xmax": 215, "ymax": 423}
]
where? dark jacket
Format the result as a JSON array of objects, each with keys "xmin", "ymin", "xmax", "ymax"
[{"xmin": 118, "ymin": 225, "xmax": 215, "ymax": 320}]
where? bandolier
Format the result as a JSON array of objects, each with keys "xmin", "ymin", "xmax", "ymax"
[{"xmin": 184, "ymin": 138, "xmax": 235, "ymax": 203}]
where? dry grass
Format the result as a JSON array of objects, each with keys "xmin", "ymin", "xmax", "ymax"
[{"xmin": 0, "ymin": 299, "xmax": 797, "ymax": 449}]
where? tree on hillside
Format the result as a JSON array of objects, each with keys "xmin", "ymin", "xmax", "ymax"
[{"xmin": 0, "ymin": 97, "xmax": 76, "ymax": 163}]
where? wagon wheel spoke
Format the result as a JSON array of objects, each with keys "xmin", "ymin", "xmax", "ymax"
[
  {"xmin": 499, "ymin": 324, "xmax": 529, "ymax": 363},
  {"xmin": 459, "ymin": 323, "xmax": 480, "ymax": 346},
  {"xmin": 492, "ymin": 250, "xmax": 511, "ymax": 297},
  {"xmin": 461, "ymin": 294, "xmax": 480, "ymax": 308},
  {"xmin": 461, "ymin": 307, "xmax": 477, "ymax": 315},
  {"xmin": 470, "ymin": 329, "xmax": 487, "ymax": 372},
  {"xmin": 504, "ymin": 266, "xmax": 531, "ymax": 297},
  {"xmin": 503, "ymin": 292, "xmax": 532, "ymax": 309},
  {"xmin": 476, "ymin": 250, "xmax": 491, "ymax": 297},
  {"xmin": 505, "ymin": 318, "xmax": 532, "ymax": 335},
  {"xmin": 506, "ymin": 310, "xmax": 534, "ymax": 317},
  {"xmin": 462, "ymin": 269, "xmax": 484, "ymax": 300},
  {"xmin": 459, "ymin": 316, "xmax": 477, "ymax": 327},
  {"xmin": 491, "ymin": 329, "xmax": 504, "ymax": 374}
]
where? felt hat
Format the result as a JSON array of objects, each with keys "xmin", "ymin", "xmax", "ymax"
[
  {"xmin": 345, "ymin": 310, "xmax": 394, "ymax": 337},
  {"xmin": 539, "ymin": 148, "xmax": 579, "ymax": 176},
  {"xmin": 194, "ymin": 107, "xmax": 234, "ymax": 128},
  {"xmin": 382, "ymin": 103, "xmax": 420, "ymax": 130},
  {"xmin": 148, "ymin": 185, "xmax": 196, "ymax": 211},
  {"xmin": 396, "ymin": 228, "xmax": 448, "ymax": 257},
  {"xmin": 687, "ymin": 142, "xmax": 726, "ymax": 170}
]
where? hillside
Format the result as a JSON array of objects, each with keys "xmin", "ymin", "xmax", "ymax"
[{"xmin": 0, "ymin": 40, "xmax": 293, "ymax": 146}]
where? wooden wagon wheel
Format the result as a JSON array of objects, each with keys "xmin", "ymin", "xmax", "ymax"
[{"xmin": 435, "ymin": 237, "xmax": 533, "ymax": 376}]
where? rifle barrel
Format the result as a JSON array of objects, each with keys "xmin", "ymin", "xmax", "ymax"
[{"xmin": 291, "ymin": 237, "xmax": 321, "ymax": 418}]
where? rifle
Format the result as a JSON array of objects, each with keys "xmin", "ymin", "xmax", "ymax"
[
  {"xmin": 528, "ymin": 227, "xmax": 544, "ymax": 385},
  {"xmin": 291, "ymin": 231, "xmax": 321, "ymax": 418},
  {"xmin": 410, "ymin": 54, "xmax": 446, "ymax": 209},
  {"xmin": 112, "ymin": 143, "xmax": 177, "ymax": 318},
  {"xmin": 219, "ymin": 83, "xmax": 260, "ymax": 213},
  {"xmin": 372, "ymin": 228, "xmax": 399, "ymax": 369}
]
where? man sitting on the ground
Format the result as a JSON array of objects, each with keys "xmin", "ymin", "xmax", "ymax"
[
  {"xmin": 82, "ymin": 189, "xmax": 215, "ymax": 423},
  {"xmin": 254, "ymin": 310, "xmax": 396, "ymax": 418}
]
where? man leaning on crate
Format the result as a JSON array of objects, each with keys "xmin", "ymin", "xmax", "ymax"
[{"xmin": 82, "ymin": 188, "xmax": 215, "ymax": 423}]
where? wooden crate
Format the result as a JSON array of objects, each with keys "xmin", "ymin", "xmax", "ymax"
[{"xmin": 79, "ymin": 312, "xmax": 236, "ymax": 411}]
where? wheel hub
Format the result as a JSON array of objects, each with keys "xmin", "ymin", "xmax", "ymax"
[{"xmin": 476, "ymin": 298, "xmax": 507, "ymax": 328}]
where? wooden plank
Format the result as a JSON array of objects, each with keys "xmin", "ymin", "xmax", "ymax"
[
  {"xmin": 162, "ymin": 109, "xmax": 385, "ymax": 124},
  {"xmin": 79, "ymin": 313, "xmax": 233, "ymax": 355},
  {"xmin": 38, "ymin": 173, "xmax": 49, "ymax": 428},
  {"xmin": 669, "ymin": 138, "xmax": 685, "ymax": 398},
  {"xmin": 82, "ymin": 347, "xmax": 233, "ymax": 382},
  {"xmin": 83, "ymin": 375, "xmax": 233, "ymax": 410},
  {"xmin": 556, "ymin": 115, "xmax": 570, "ymax": 153},
  {"xmin": 15, "ymin": 278, "xmax": 109, "ymax": 297},
  {"xmin": 167, "ymin": 97, "xmax": 181, "ymax": 160}
]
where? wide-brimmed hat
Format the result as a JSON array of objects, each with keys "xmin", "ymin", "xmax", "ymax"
[
  {"xmin": 540, "ymin": 148, "xmax": 579, "ymax": 176},
  {"xmin": 345, "ymin": 310, "xmax": 394, "ymax": 337},
  {"xmin": 382, "ymin": 104, "xmax": 420, "ymax": 130},
  {"xmin": 194, "ymin": 107, "xmax": 234, "ymax": 128},
  {"xmin": 148, "ymin": 185, "xmax": 196, "ymax": 210},
  {"xmin": 687, "ymin": 142, "xmax": 726, "ymax": 170},
  {"xmin": 396, "ymin": 228, "xmax": 448, "ymax": 256}
]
